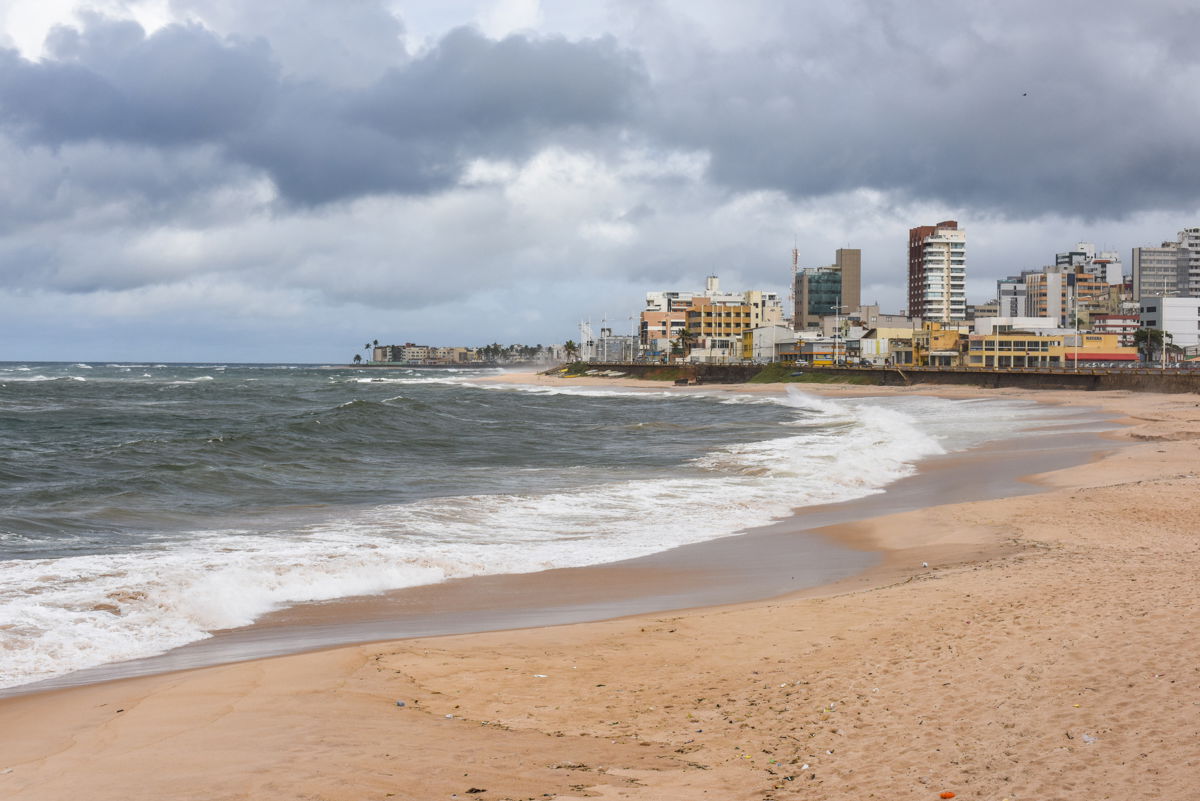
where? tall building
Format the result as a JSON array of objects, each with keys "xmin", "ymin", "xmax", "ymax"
[
  {"xmin": 908, "ymin": 221, "xmax": 966, "ymax": 323},
  {"xmin": 1132, "ymin": 227, "xmax": 1200, "ymax": 300},
  {"xmin": 793, "ymin": 247, "xmax": 862, "ymax": 330},
  {"xmin": 1132, "ymin": 242, "xmax": 1180, "ymax": 300}
]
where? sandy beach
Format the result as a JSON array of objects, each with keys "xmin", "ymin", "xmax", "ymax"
[{"xmin": 2, "ymin": 374, "xmax": 1198, "ymax": 800}]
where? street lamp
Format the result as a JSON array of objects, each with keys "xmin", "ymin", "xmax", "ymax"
[
  {"xmin": 832, "ymin": 296, "xmax": 851, "ymax": 367},
  {"xmin": 1072, "ymin": 289, "xmax": 1079, "ymax": 373}
]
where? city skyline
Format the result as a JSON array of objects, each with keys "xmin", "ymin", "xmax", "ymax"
[{"xmin": 1, "ymin": 1, "xmax": 1199, "ymax": 361}]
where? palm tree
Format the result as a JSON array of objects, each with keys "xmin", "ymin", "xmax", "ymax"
[
  {"xmin": 672, "ymin": 328, "xmax": 697, "ymax": 362},
  {"xmin": 352, "ymin": 353, "xmax": 362, "ymax": 364},
  {"xmin": 563, "ymin": 340, "xmax": 579, "ymax": 361}
]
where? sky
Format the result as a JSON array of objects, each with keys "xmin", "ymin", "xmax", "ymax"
[{"xmin": 1, "ymin": 0, "xmax": 1198, "ymax": 362}]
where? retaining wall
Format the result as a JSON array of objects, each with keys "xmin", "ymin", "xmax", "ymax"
[{"xmin": 581, "ymin": 363, "xmax": 1200, "ymax": 394}]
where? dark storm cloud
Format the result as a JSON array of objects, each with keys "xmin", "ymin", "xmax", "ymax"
[
  {"xmin": 4, "ymin": 2, "xmax": 1195, "ymax": 219},
  {"xmin": 0, "ymin": 13, "xmax": 645, "ymax": 204},
  {"xmin": 0, "ymin": 14, "xmax": 275, "ymax": 144},
  {"xmin": 634, "ymin": 0, "xmax": 1200, "ymax": 219}
]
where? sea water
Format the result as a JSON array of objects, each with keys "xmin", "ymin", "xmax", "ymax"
[{"xmin": 0, "ymin": 362, "xmax": 1096, "ymax": 689}]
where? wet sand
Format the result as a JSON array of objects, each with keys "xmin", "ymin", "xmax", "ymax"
[{"xmin": 3, "ymin": 378, "xmax": 1198, "ymax": 800}]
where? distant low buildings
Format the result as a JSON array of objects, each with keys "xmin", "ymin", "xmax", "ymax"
[
  {"xmin": 990, "ymin": 242, "xmax": 1130, "ymax": 329},
  {"xmin": 372, "ymin": 343, "xmax": 476, "ymax": 364},
  {"xmin": 564, "ymin": 222, "xmax": 1199, "ymax": 370},
  {"xmin": 637, "ymin": 276, "xmax": 784, "ymax": 363}
]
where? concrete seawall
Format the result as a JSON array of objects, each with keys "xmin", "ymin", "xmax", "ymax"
[{"xmin": 581, "ymin": 363, "xmax": 1200, "ymax": 394}]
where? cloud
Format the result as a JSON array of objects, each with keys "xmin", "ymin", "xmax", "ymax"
[
  {"xmin": 168, "ymin": 0, "xmax": 410, "ymax": 87},
  {"xmin": 2, "ymin": 0, "xmax": 1200, "ymax": 361},
  {"xmin": 630, "ymin": 0, "xmax": 1200, "ymax": 219},
  {"xmin": 0, "ymin": 12, "xmax": 646, "ymax": 205}
]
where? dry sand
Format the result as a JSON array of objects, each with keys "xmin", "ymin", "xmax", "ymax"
[{"xmin": 2, "ymin": 375, "xmax": 1199, "ymax": 800}]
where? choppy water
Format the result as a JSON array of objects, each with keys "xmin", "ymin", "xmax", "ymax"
[{"xmin": 0, "ymin": 362, "xmax": 1091, "ymax": 689}]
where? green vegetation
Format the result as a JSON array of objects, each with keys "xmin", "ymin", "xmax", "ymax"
[
  {"xmin": 560, "ymin": 361, "xmax": 593, "ymax": 376},
  {"xmin": 749, "ymin": 363, "xmax": 876, "ymax": 385},
  {"xmin": 557, "ymin": 363, "xmax": 691, "ymax": 381}
]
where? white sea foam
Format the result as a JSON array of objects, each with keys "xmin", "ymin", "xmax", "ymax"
[
  {"xmin": 347, "ymin": 376, "xmax": 472, "ymax": 385},
  {"xmin": 0, "ymin": 388, "xmax": 1043, "ymax": 689}
]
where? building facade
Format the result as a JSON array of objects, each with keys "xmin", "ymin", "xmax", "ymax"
[
  {"xmin": 1139, "ymin": 296, "xmax": 1200, "ymax": 349},
  {"xmin": 1132, "ymin": 242, "xmax": 1180, "ymax": 300},
  {"xmin": 1090, "ymin": 314, "xmax": 1140, "ymax": 348},
  {"xmin": 966, "ymin": 332, "xmax": 1136, "ymax": 368},
  {"xmin": 1056, "ymin": 242, "xmax": 1124, "ymax": 285},
  {"xmin": 908, "ymin": 221, "xmax": 966, "ymax": 323},
  {"xmin": 795, "ymin": 248, "xmax": 861, "ymax": 330}
]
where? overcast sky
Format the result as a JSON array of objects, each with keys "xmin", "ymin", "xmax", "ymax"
[{"xmin": 2, "ymin": 0, "xmax": 1198, "ymax": 362}]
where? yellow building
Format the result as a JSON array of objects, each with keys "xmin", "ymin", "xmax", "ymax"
[
  {"xmin": 913, "ymin": 321, "xmax": 969, "ymax": 366},
  {"xmin": 967, "ymin": 331, "xmax": 1137, "ymax": 368},
  {"xmin": 686, "ymin": 299, "xmax": 752, "ymax": 337},
  {"xmin": 685, "ymin": 299, "xmax": 753, "ymax": 362}
]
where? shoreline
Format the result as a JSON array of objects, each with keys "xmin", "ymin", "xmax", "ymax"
[
  {"xmin": 3, "ymin": 379, "xmax": 1198, "ymax": 799},
  {"xmin": 1, "ymin": 377, "xmax": 1114, "ymax": 697}
]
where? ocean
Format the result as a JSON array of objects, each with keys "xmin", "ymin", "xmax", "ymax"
[{"xmin": 0, "ymin": 362, "xmax": 1102, "ymax": 690}]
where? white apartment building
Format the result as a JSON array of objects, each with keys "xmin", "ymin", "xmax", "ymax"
[
  {"xmin": 1139, "ymin": 296, "xmax": 1200, "ymax": 348},
  {"xmin": 908, "ymin": 221, "xmax": 966, "ymax": 323}
]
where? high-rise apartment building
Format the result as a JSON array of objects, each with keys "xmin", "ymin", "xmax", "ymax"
[
  {"xmin": 1132, "ymin": 227, "xmax": 1200, "ymax": 300},
  {"xmin": 1132, "ymin": 242, "xmax": 1179, "ymax": 300},
  {"xmin": 908, "ymin": 221, "xmax": 966, "ymax": 323},
  {"xmin": 794, "ymin": 248, "xmax": 862, "ymax": 330}
]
